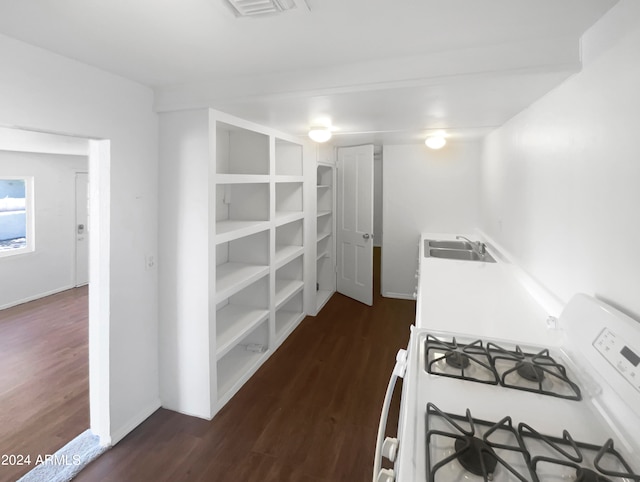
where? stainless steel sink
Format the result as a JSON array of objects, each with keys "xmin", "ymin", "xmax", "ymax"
[
  {"xmin": 428, "ymin": 247, "xmax": 496, "ymax": 262},
  {"xmin": 424, "ymin": 238, "xmax": 496, "ymax": 263},
  {"xmin": 427, "ymin": 240, "xmax": 472, "ymax": 250}
]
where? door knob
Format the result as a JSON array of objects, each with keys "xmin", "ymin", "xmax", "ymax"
[
  {"xmin": 363, "ymin": 233, "xmax": 371, "ymax": 239},
  {"xmin": 77, "ymin": 224, "xmax": 85, "ymax": 234}
]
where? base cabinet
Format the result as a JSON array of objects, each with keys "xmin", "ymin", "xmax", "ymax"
[{"xmin": 159, "ymin": 108, "xmax": 312, "ymax": 419}]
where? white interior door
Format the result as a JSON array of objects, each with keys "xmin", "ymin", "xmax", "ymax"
[
  {"xmin": 75, "ymin": 172, "xmax": 89, "ymax": 286},
  {"xmin": 337, "ymin": 145, "xmax": 374, "ymax": 306}
]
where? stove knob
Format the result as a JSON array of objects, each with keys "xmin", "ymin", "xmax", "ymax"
[
  {"xmin": 381, "ymin": 437, "xmax": 399, "ymax": 462},
  {"xmin": 376, "ymin": 468, "xmax": 395, "ymax": 482}
]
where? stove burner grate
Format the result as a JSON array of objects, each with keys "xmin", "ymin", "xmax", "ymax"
[
  {"xmin": 519, "ymin": 423, "xmax": 640, "ymax": 481},
  {"xmin": 425, "ymin": 336, "xmax": 499, "ymax": 385},
  {"xmin": 426, "ymin": 403, "xmax": 534, "ymax": 481},
  {"xmin": 488, "ymin": 343, "xmax": 582, "ymax": 401}
]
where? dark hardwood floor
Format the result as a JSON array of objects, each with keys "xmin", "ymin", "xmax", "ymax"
[
  {"xmin": 0, "ymin": 287, "xmax": 89, "ymax": 482},
  {"xmin": 76, "ymin": 249, "xmax": 415, "ymax": 482}
]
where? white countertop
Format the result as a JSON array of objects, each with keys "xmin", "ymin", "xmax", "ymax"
[{"xmin": 417, "ymin": 233, "xmax": 561, "ymax": 347}]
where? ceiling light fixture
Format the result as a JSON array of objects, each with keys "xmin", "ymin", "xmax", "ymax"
[
  {"xmin": 308, "ymin": 126, "xmax": 332, "ymax": 143},
  {"xmin": 425, "ymin": 135, "xmax": 446, "ymax": 150}
]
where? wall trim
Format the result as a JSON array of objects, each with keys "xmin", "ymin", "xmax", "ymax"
[
  {"xmin": 382, "ymin": 291, "xmax": 415, "ymax": 301},
  {"xmin": 0, "ymin": 284, "xmax": 75, "ymax": 310}
]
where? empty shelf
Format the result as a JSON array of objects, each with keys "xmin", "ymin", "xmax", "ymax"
[
  {"xmin": 275, "ymin": 211, "xmax": 304, "ymax": 226},
  {"xmin": 216, "ymin": 220, "xmax": 270, "ymax": 244},
  {"xmin": 275, "ymin": 279, "xmax": 304, "ymax": 308},
  {"xmin": 216, "ymin": 262, "xmax": 269, "ymax": 302},
  {"xmin": 276, "ymin": 310, "xmax": 304, "ymax": 339},
  {"xmin": 216, "ymin": 305, "xmax": 269, "ymax": 359},
  {"xmin": 275, "ymin": 244, "xmax": 304, "ymax": 268},
  {"xmin": 215, "ymin": 174, "xmax": 270, "ymax": 184}
]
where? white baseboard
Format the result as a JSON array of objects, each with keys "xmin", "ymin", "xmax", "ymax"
[
  {"xmin": 109, "ymin": 399, "xmax": 162, "ymax": 446},
  {"xmin": 382, "ymin": 291, "xmax": 415, "ymax": 300},
  {"xmin": 0, "ymin": 284, "xmax": 75, "ymax": 310}
]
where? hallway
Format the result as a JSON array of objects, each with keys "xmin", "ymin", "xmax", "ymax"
[{"xmin": 76, "ymin": 249, "xmax": 415, "ymax": 481}]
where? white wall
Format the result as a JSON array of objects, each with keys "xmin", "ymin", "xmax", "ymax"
[
  {"xmin": 480, "ymin": 0, "xmax": 640, "ymax": 320},
  {"xmin": 0, "ymin": 152, "xmax": 87, "ymax": 308},
  {"xmin": 382, "ymin": 141, "xmax": 481, "ymax": 298},
  {"xmin": 0, "ymin": 34, "xmax": 159, "ymax": 444}
]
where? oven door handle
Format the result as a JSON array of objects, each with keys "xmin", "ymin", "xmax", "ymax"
[{"xmin": 373, "ymin": 348, "xmax": 407, "ymax": 482}]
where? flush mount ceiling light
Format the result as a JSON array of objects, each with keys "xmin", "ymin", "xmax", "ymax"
[
  {"xmin": 224, "ymin": 0, "xmax": 302, "ymax": 17},
  {"xmin": 308, "ymin": 126, "xmax": 332, "ymax": 143},
  {"xmin": 425, "ymin": 135, "xmax": 447, "ymax": 150}
]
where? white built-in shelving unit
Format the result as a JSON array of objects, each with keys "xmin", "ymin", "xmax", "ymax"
[
  {"xmin": 315, "ymin": 163, "xmax": 336, "ymax": 312},
  {"xmin": 159, "ymin": 109, "xmax": 313, "ymax": 419}
]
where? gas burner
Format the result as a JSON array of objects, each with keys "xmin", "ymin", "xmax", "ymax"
[
  {"xmin": 446, "ymin": 351, "xmax": 470, "ymax": 369},
  {"xmin": 425, "ymin": 336, "xmax": 499, "ymax": 385},
  {"xmin": 519, "ymin": 423, "xmax": 640, "ymax": 482},
  {"xmin": 426, "ymin": 403, "xmax": 534, "ymax": 481},
  {"xmin": 516, "ymin": 362, "xmax": 545, "ymax": 382},
  {"xmin": 488, "ymin": 343, "xmax": 582, "ymax": 400},
  {"xmin": 575, "ymin": 468, "xmax": 611, "ymax": 482},
  {"xmin": 454, "ymin": 435, "xmax": 498, "ymax": 476}
]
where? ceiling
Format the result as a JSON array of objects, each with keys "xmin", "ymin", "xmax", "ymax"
[{"xmin": 0, "ymin": 0, "xmax": 618, "ymax": 145}]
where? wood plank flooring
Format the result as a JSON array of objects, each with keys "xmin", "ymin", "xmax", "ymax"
[
  {"xmin": 76, "ymin": 249, "xmax": 415, "ymax": 482},
  {"xmin": 0, "ymin": 287, "xmax": 89, "ymax": 482}
]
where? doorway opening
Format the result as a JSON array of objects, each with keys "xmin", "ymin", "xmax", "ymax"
[{"xmin": 0, "ymin": 126, "xmax": 110, "ymax": 479}]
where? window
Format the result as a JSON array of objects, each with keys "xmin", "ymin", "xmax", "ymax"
[{"xmin": 0, "ymin": 177, "xmax": 34, "ymax": 257}]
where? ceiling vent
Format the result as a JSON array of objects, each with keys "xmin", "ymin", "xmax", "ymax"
[{"xmin": 224, "ymin": 0, "xmax": 304, "ymax": 17}]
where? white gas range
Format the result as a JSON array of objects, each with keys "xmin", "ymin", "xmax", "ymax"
[{"xmin": 374, "ymin": 293, "xmax": 640, "ymax": 481}]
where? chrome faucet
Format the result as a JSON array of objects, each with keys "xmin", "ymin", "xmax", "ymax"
[{"xmin": 456, "ymin": 235, "xmax": 486, "ymax": 256}]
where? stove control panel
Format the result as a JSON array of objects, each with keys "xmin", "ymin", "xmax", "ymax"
[{"xmin": 594, "ymin": 328, "xmax": 640, "ymax": 393}]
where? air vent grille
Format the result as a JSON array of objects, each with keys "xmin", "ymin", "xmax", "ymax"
[{"xmin": 224, "ymin": 0, "xmax": 297, "ymax": 17}]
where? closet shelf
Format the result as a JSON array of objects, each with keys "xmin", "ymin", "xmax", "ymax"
[
  {"xmin": 215, "ymin": 220, "xmax": 270, "ymax": 244},
  {"xmin": 216, "ymin": 262, "xmax": 269, "ymax": 303},
  {"xmin": 316, "ymin": 250, "xmax": 330, "ymax": 261},
  {"xmin": 275, "ymin": 211, "xmax": 304, "ymax": 226},
  {"xmin": 275, "ymin": 245, "xmax": 304, "ymax": 268},
  {"xmin": 215, "ymin": 174, "xmax": 270, "ymax": 184},
  {"xmin": 217, "ymin": 347, "xmax": 267, "ymax": 402},
  {"xmin": 276, "ymin": 309, "xmax": 304, "ymax": 341},
  {"xmin": 216, "ymin": 305, "xmax": 269, "ymax": 360},
  {"xmin": 274, "ymin": 175, "xmax": 304, "ymax": 183},
  {"xmin": 275, "ymin": 279, "xmax": 304, "ymax": 309}
]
